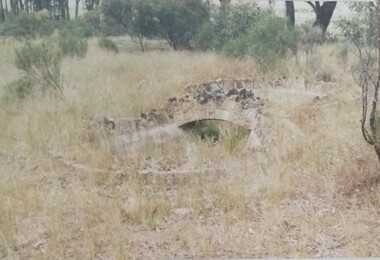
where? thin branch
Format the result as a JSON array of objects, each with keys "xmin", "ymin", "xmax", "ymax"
[{"xmin": 306, "ymin": 1, "xmax": 316, "ymax": 12}]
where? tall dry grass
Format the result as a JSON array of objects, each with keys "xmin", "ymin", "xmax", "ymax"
[{"xmin": 0, "ymin": 37, "xmax": 379, "ymax": 258}]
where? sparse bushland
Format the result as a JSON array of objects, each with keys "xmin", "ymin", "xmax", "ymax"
[{"xmin": 0, "ymin": 35, "xmax": 380, "ymax": 258}]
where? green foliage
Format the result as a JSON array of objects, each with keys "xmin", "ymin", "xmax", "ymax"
[
  {"xmin": 193, "ymin": 121, "xmax": 220, "ymax": 142},
  {"xmin": 192, "ymin": 3, "xmax": 262, "ymax": 51},
  {"xmin": 248, "ymin": 15, "xmax": 297, "ymax": 68},
  {"xmin": 101, "ymin": 0, "xmax": 157, "ymax": 51},
  {"xmin": 337, "ymin": 3, "xmax": 376, "ymax": 45},
  {"xmin": 152, "ymin": 0, "xmax": 210, "ymax": 50},
  {"xmin": 58, "ymin": 29, "xmax": 88, "ymax": 58},
  {"xmin": 222, "ymin": 15, "xmax": 297, "ymax": 70},
  {"xmin": 78, "ymin": 9, "xmax": 102, "ymax": 36},
  {"xmin": 220, "ymin": 37, "xmax": 250, "ymax": 57},
  {"xmin": 0, "ymin": 10, "xmax": 100, "ymax": 40},
  {"xmin": 63, "ymin": 18, "xmax": 96, "ymax": 37},
  {"xmin": 189, "ymin": 121, "xmax": 248, "ymax": 152},
  {"xmin": 14, "ymin": 39, "xmax": 65, "ymax": 100},
  {"xmin": 2, "ymin": 77, "xmax": 35, "ymax": 103},
  {"xmin": 101, "ymin": 0, "xmax": 210, "ymax": 50},
  {"xmin": 213, "ymin": 3, "xmax": 262, "ymax": 50},
  {"xmin": 0, "ymin": 12, "xmax": 60, "ymax": 38},
  {"xmin": 191, "ymin": 22, "xmax": 215, "ymax": 51},
  {"xmin": 98, "ymin": 37, "xmax": 119, "ymax": 53},
  {"xmin": 220, "ymin": 127, "xmax": 248, "ymax": 153}
]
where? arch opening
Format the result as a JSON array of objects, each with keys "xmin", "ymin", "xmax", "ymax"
[{"xmin": 180, "ymin": 119, "xmax": 251, "ymax": 152}]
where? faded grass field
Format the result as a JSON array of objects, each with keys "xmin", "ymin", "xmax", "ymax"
[{"xmin": 0, "ymin": 37, "xmax": 380, "ymax": 259}]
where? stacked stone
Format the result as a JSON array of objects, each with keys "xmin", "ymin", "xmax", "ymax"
[{"xmin": 99, "ymin": 78, "xmax": 263, "ymax": 134}]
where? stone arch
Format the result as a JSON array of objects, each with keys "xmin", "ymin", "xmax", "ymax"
[
  {"xmin": 174, "ymin": 106, "xmax": 257, "ymax": 130},
  {"xmin": 92, "ymin": 78, "xmax": 265, "ymax": 152}
]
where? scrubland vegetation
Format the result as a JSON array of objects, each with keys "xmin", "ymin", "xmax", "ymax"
[{"xmin": 1, "ymin": 0, "xmax": 380, "ymax": 258}]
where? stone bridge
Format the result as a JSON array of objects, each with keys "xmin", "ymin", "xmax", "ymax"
[{"xmin": 95, "ymin": 78, "xmax": 265, "ymax": 152}]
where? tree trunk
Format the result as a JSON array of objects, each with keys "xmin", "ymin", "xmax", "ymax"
[
  {"xmin": 14, "ymin": 0, "xmax": 19, "ymax": 14},
  {"xmin": 75, "ymin": 0, "xmax": 79, "ymax": 19},
  {"xmin": 308, "ymin": 1, "xmax": 337, "ymax": 35},
  {"xmin": 138, "ymin": 34, "xmax": 145, "ymax": 52},
  {"xmin": 65, "ymin": 0, "xmax": 70, "ymax": 19},
  {"xmin": 10, "ymin": 0, "xmax": 14, "ymax": 14},
  {"xmin": 59, "ymin": 0, "xmax": 65, "ymax": 19},
  {"xmin": 4, "ymin": 0, "xmax": 7, "ymax": 13},
  {"xmin": 285, "ymin": 1, "xmax": 295, "ymax": 27},
  {"xmin": 0, "ymin": 0, "xmax": 5, "ymax": 21},
  {"xmin": 18, "ymin": 0, "xmax": 23, "ymax": 11}
]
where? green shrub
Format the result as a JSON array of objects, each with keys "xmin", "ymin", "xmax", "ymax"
[
  {"xmin": 248, "ymin": 15, "xmax": 297, "ymax": 69},
  {"xmin": 101, "ymin": 0, "xmax": 157, "ymax": 51},
  {"xmin": 14, "ymin": 39, "xmax": 65, "ymax": 100},
  {"xmin": 152, "ymin": 0, "xmax": 210, "ymax": 50},
  {"xmin": 101, "ymin": 0, "xmax": 210, "ymax": 51},
  {"xmin": 193, "ymin": 121, "xmax": 220, "ymax": 141},
  {"xmin": 220, "ymin": 127, "xmax": 248, "ymax": 153},
  {"xmin": 78, "ymin": 9, "xmax": 102, "ymax": 37},
  {"xmin": 220, "ymin": 37, "xmax": 250, "ymax": 57},
  {"xmin": 191, "ymin": 22, "xmax": 215, "ymax": 51},
  {"xmin": 337, "ymin": 3, "xmax": 376, "ymax": 45},
  {"xmin": 223, "ymin": 15, "xmax": 297, "ymax": 70},
  {"xmin": 58, "ymin": 29, "xmax": 88, "ymax": 58},
  {"xmin": 214, "ymin": 3, "xmax": 262, "ymax": 50},
  {"xmin": 1, "ymin": 12, "xmax": 60, "ymax": 38},
  {"xmin": 192, "ymin": 3, "xmax": 263, "ymax": 51},
  {"xmin": 2, "ymin": 77, "xmax": 35, "ymax": 103},
  {"xmin": 98, "ymin": 37, "xmax": 119, "ymax": 53}
]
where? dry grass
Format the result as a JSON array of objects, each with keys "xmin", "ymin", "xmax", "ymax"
[{"xmin": 0, "ymin": 37, "xmax": 379, "ymax": 259}]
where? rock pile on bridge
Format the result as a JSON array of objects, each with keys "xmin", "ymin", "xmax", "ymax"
[{"xmin": 184, "ymin": 78, "xmax": 261, "ymax": 109}]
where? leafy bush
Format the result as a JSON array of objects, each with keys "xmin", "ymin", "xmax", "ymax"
[
  {"xmin": 220, "ymin": 37, "xmax": 250, "ymax": 57},
  {"xmin": 101, "ymin": 0, "xmax": 210, "ymax": 51},
  {"xmin": 14, "ymin": 39, "xmax": 65, "ymax": 100},
  {"xmin": 192, "ymin": 121, "xmax": 220, "ymax": 141},
  {"xmin": 78, "ymin": 9, "xmax": 102, "ymax": 37},
  {"xmin": 0, "ymin": 9, "xmax": 100, "ymax": 40},
  {"xmin": 2, "ymin": 77, "xmax": 35, "ymax": 103},
  {"xmin": 98, "ymin": 37, "xmax": 119, "ymax": 53},
  {"xmin": 213, "ymin": 3, "xmax": 262, "ymax": 50},
  {"xmin": 248, "ymin": 15, "xmax": 297, "ymax": 68},
  {"xmin": 192, "ymin": 3, "xmax": 262, "ymax": 51},
  {"xmin": 0, "ymin": 12, "xmax": 60, "ymax": 38},
  {"xmin": 152, "ymin": 0, "xmax": 210, "ymax": 50},
  {"xmin": 101, "ymin": 0, "xmax": 157, "ymax": 51},
  {"xmin": 191, "ymin": 22, "xmax": 215, "ymax": 51},
  {"xmin": 222, "ymin": 15, "xmax": 297, "ymax": 70},
  {"xmin": 337, "ymin": 3, "xmax": 376, "ymax": 45},
  {"xmin": 58, "ymin": 28, "xmax": 89, "ymax": 58},
  {"xmin": 220, "ymin": 127, "xmax": 248, "ymax": 153}
]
